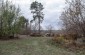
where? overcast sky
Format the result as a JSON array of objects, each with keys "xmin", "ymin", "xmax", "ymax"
[{"xmin": 8, "ymin": 0, "xmax": 66, "ymax": 30}]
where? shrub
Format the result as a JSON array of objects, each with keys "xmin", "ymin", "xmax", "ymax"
[
  {"xmin": 30, "ymin": 33, "xmax": 42, "ymax": 37},
  {"xmin": 66, "ymin": 34, "xmax": 78, "ymax": 40},
  {"xmin": 53, "ymin": 35, "xmax": 66, "ymax": 44},
  {"xmin": 53, "ymin": 34, "xmax": 77, "ymax": 46}
]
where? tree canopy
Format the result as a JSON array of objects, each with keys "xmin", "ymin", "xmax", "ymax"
[{"xmin": 30, "ymin": 1, "xmax": 44, "ymax": 34}]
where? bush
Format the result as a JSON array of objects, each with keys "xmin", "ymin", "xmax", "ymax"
[
  {"xmin": 53, "ymin": 35, "xmax": 66, "ymax": 44},
  {"xmin": 53, "ymin": 34, "xmax": 77, "ymax": 46},
  {"xmin": 30, "ymin": 33, "xmax": 42, "ymax": 37},
  {"xmin": 66, "ymin": 34, "xmax": 78, "ymax": 40},
  {"xmin": 53, "ymin": 34, "xmax": 85, "ymax": 49}
]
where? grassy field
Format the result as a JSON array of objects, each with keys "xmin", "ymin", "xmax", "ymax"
[{"xmin": 0, "ymin": 37, "xmax": 85, "ymax": 55}]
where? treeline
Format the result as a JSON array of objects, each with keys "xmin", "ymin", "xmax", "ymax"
[
  {"xmin": 0, "ymin": 1, "xmax": 28, "ymax": 39},
  {"xmin": 0, "ymin": 0, "xmax": 44, "ymax": 39}
]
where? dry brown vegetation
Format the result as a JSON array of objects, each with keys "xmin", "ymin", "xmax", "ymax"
[{"xmin": 53, "ymin": 34, "xmax": 85, "ymax": 51}]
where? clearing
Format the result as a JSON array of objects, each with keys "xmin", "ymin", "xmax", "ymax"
[{"xmin": 0, "ymin": 37, "xmax": 85, "ymax": 55}]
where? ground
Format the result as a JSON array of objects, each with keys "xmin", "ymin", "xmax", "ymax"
[{"xmin": 0, "ymin": 36, "xmax": 85, "ymax": 55}]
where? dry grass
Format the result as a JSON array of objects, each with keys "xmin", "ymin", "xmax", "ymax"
[{"xmin": 0, "ymin": 37, "xmax": 85, "ymax": 55}]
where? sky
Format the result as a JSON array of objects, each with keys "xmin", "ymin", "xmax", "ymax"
[{"xmin": 7, "ymin": 0, "xmax": 66, "ymax": 30}]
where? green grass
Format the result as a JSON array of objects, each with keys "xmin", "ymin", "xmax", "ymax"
[{"xmin": 0, "ymin": 37, "xmax": 85, "ymax": 55}]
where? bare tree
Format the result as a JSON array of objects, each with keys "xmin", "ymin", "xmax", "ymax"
[
  {"xmin": 46, "ymin": 24, "xmax": 54, "ymax": 36},
  {"xmin": 60, "ymin": 0, "xmax": 85, "ymax": 37}
]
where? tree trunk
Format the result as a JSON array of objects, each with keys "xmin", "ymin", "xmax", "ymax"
[
  {"xmin": 30, "ymin": 22, "xmax": 32, "ymax": 34},
  {"xmin": 39, "ymin": 18, "xmax": 40, "ymax": 35}
]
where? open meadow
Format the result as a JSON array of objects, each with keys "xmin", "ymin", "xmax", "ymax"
[{"xmin": 0, "ymin": 37, "xmax": 85, "ymax": 55}]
